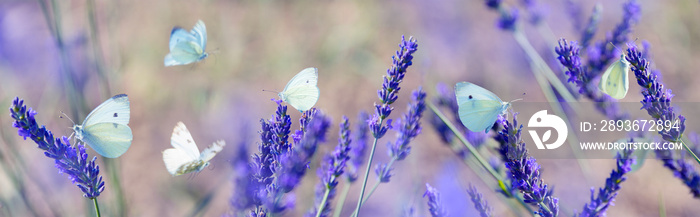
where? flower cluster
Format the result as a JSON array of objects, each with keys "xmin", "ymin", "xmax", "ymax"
[
  {"xmin": 577, "ymin": 145, "xmax": 635, "ymax": 216},
  {"xmin": 375, "ymin": 88, "xmax": 426, "ymax": 181},
  {"xmin": 243, "ymin": 101, "xmax": 330, "ymax": 215},
  {"xmin": 9, "ymin": 97, "xmax": 105, "ymax": 199},
  {"xmin": 484, "ymin": 0, "xmax": 519, "ymax": 31},
  {"xmin": 497, "ymin": 114, "xmax": 559, "ymax": 217},
  {"xmin": 423, "ymin": 183, "xmax": 447, "ymax": 217},
  {"xmin": 467, "ymin": 184, "xmax": 493, "ymax": 217},
  {"xmin": 307, "ymin": 117, "xmax": 352, "ymax": 217},
  {"xmin": 369, "ymin": 35, "xmax": 418, "ymax": 139},
  {"xmin": 625, "ymin": 44, "xmax": 699, "ymax": 198},
  {"xmin": 585, "ymin": 0, "xmax": 640, "ymax": 74}
]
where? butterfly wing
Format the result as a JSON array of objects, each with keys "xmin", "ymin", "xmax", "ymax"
[
  {"xmin": 83, "ymin": 94, "xmax": 130, "ymax": 126},
  {"xmin": 191, "ymin": 20, "xmax": 207, "ymax": 51},
  {"xmin": 164, "ymin": 41, "xmax": 204, "ymax": 66},
  {"xmin": 598, "ymin": 57, "xmax": 630, "ymax": 99},
  {"xmin": 81, "ymin": 123, "xmax": 133, "ymax": 158},
  {"xmin": 283, "ymin": 67, "xmax": 318, "ymax": 92},
  {"xmin": 162, "ymin": 148, "xmax": 199, "ymax": 176},
  {"xmin": 455, "ymin": 82, "xmax": 507, "ymax": 133},
  {"xmin": 169, "ymin": 28, "xmax": 196, "ymax": 51},
  {"xmin": 171, "ymin": 122, "xmax": 201, "ymax": 160},
  {"xmin": 281, "ymin": 68, "xmax": 319, "ymax": 112},
  {"xmin": 200, "ymin": 140, "xmax": 226, "ymax": 162}
]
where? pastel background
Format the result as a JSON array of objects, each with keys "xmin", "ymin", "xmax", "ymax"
[{"xmin": 1, "ymin": 0, "xmax": 699, "ymax": 216}]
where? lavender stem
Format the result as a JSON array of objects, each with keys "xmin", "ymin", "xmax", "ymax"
[{"xmin": 428, "ymin": 102, "xmax": 534, "ymax": 213}]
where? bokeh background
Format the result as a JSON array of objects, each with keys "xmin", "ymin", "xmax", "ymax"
[{"xmin": 1, "ymin": 0, "xmax": 700, "ymax": 216}]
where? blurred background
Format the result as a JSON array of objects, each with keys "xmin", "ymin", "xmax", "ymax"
[{"xmin": 1, "ymin": 0, "xmax": 700, "ymax": 216}]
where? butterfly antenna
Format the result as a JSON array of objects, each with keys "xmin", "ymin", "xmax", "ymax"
[
  {"xmin": 262, "ymin": 89, "xmax": 279, "ymax": 94},
  {"xmin": 60, "ymin": 111, "xmax": 76, "ymax": 125}
]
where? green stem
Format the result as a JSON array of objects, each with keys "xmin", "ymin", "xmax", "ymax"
[
  {"xmin": 680, "ymin": 137, "xmax": 700, "ymax": 166},
  {"xmin": 352, "ymin": 117, "xmax": 383, "ymax": 216},
  {"xmin": 86, "ymin": 0, "xmax": 111, "ymax": 98},
  {"xmin": 93, "ymin": 198, "xmax": 101, "ymax": 217},
  {"xmin": 331, "ymin": 184, "xmax": 351, "ymax": 217},
  {"xmin": 429, "ymin": 102, "xmax": 535, "ymax": 215},
  {"xmin": 315, "ymin": 180, "xmax": 333, "ymax": 217}
]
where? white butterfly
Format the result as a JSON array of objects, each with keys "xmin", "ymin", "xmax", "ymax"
[
  {"xmin": 162, "ymin": 122, "xmax": 226, "ymax": 176},
  {"xmin": 598, "ymin": 54, "xmax": 630, "ymax": 99},
  {"xmin": 278, "ymin": 67, "xmax": 320, "ymax": 112},
  {"xmin": 164, "ymin": 20, "xmax": 208, "ymax": 66},
  {"xmin": 72, "ymin": 94, "xmax": 133, "ymax": 158},
  {"xmin": 455, "ymin": 82, "xmax": 512, "ymax": 133}
]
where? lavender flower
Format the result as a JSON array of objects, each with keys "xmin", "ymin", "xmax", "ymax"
[
  {"xmin": 586, "ymin": 0, "xmax": 640, "ymax": 74},
  {"xmin": 626, "ymin": 44, "xmax": 685, "ymax": 143},
  {"xmin": 230, "ymin": 133, "xmax": 255, "ymax": 211},
  {"xmin": 423, "ymin": 183, "xmax": 447, "ymax": 217},
  {"xmin": 483, "ymin": 0, "xmax": 520, "ymax": 31},
  {"xmin": 626, "ymin": 44, "xmax": 700, "ymax": 198},
  {"xmin": 497, "ymin": 113, "xmax": 559, "ymax": 216},
  {"xmin": 9, "ymin": 97, "xmax": 105, "ymax": 199},
  {"xmin": 375, "ymin": 88, "xmax": 426, "ymax": 181},
  {"xmin": 248, "ymin": 101, "xmax": 330, "ymax": 214},
  {"xmin": 655, "ymin": 149, "xmax": 700, "ymax": 198},
  {"xmin": 307, "ymin": 117, "xmax": 352, "ymax": 217},
  {"xmin": 467, "ymin": 184, "xmax": 493, "ymax": 217},
  {"xmin": 579, "ymin": 3, "xmax": 602, "ymax": 48},
  {"xmin": 346, "ymin": 111, "xmax": 369, "ymax": 183},
  {"xmin": 369, "ymin": 35, "xmax": 418, "ymax": 139},
  {"xmin": 388, "ymin": 88, "xmax": 426, "ymax": 161},
  {"xmin": 356, "ymin": 36, "xmax": 418, "ymax": 215},
  {"xmin": 577, "ymin": 145, "xmax": 635, "ymax": 216}
]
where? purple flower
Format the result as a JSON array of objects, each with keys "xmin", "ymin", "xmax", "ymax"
[
  {"xmin": 346, "ymin": 112, "xmax": 370, "ymax": 183},
  {"xmin": 369, "ymin": 35, "xmax": 418, "ymax": 138},
  {"xmin": 307, "ymin": 117, "xmax": 352, "ymax": 217},
  {"xmin": 483, "ymin": 0, "xmax": 519, "ymax": 31},
  {"xmin": 579, "ymin": 3, "xmax": 602, "ymax": 48},
  {"xmin": 497, "ymin": 113, "xmax": 559, "ymax": 216},
  {"xmin": 586, "ymin": 0, "xmax": 640, "ymax": 75},
  {"xmin": 388, "ymin": 88, "xmax": 426, "ymax": 161},
  {"xmin": 626, "ymin": 44, "xmax": 699, "ymax": 198},
  {"xmin": 467, "ymin": 184, "xmax": 493, "ymax": 217},
  {"xmin": 424, "ymin": 183, "xmax": 447, "ymax": 217},
  {"xmin": 9, "ymin": 97, "xmax": 104, "ymax": 199},
  {"xmin": 248, "ymin": 101, "xmax": 330, "ymax": 214},
  {"xmin": 375, "ymin": 88, "xmax": 426, "ymax": 181},
  {"xmin": 577, "ymin": 145, "xmax": 635, "ymax": 216},
  {"xmin": 626, "ymin": 44, "xmax": 685, "ymax": 143}
]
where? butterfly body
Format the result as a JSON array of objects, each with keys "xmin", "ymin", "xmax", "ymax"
[
  {"xmin": 163, "ymin": 122, "xmax": 226, "ymax": 176},
  {"xmin": 598, "ymin": 54, "xmax": 630, "ymax": 99},
  {"xmin": 73, "ymin": 94, "xmax": 133, "ymax": 158},
  {"xmin": 279, "ymin": 67, "xmax": 320, "ymax": 112},
  {"xmin": 455, "ymin": 82, "xmax": 511, "ymax": 133},
  {"xmin": 164, "ymin": 20, "xmax": 208, "ymax": 66}
]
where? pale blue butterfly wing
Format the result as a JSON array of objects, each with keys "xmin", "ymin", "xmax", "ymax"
[
  {"xmin": 598, "ymin": 55, "xmax": 630, "ymax": 99},
  {"xmin": 81, "ymin": 123, "xmax": 133, "ymax": 158},
  {"xmin": 279, "ymin": 67, "xmax": 320, "ymax": 112},
  {"xmin": 82, "ymin": 94, "xmax": 130, "ymax": 126},
  {"xmin": 74, "ymin": 94, "xmax": 133, "ymax": 158},
  {"xmin": 164, "ymin": 20, "xmax": 208, "ymax": 66},
  {"xmin": 191, "ymin": 20, "xmax": 207, "ymax": 52},
  {"xmin": 455, "ymin": 82, "xmax": 510, "ymax": 133}
]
